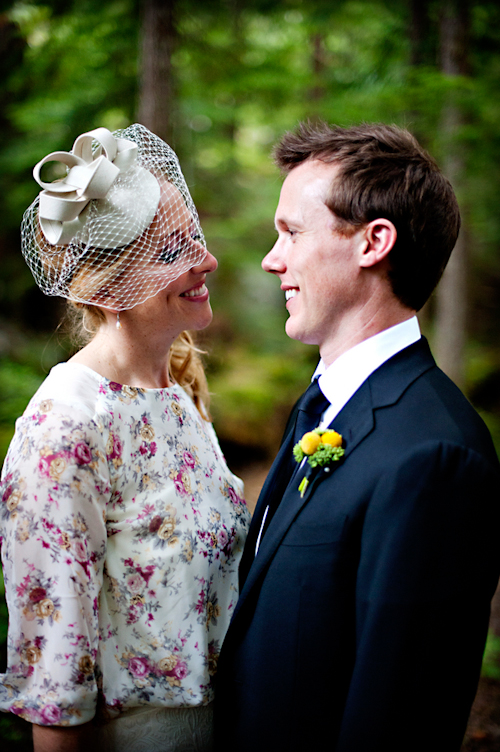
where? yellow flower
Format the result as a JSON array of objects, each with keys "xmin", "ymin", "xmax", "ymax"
[
  {"xmin": 158, "ymin": 518, "xmax": 175, "ymax": 540},
  {"xmin": 171, "ymin": 401, "xmax": 182, "ymax": 416},
  {"xmin": 300, "ymin": 432, "xmax": 322, "ymax": 455},
  {"xmin": 122, "ymin": 386, "xmax": 138, "ymax": 400},
  {"xmin": 49, "ymin": 457, "xmax": 66, "ymax": 480},
  {"xmin": 130, "ymin": 594, "xmax": 145, "ymax": 606},
  {"xmin": 140, "ymin": 424, "xmax": 155, "ymax": 441},
  {"xmin": 208, "ymin": 652, "xmax": 219, "ymax": 676},
  {"xmin": 78, "ymin": 655, "xmax": 94, "ymax": 675},
  {"xmin": 25, "ymin": 645, "xmax": 42, "ymax": 665},
  {"xmin": 16, "ymin": 519, "xmax": 30, "ymax": 543},
  {"xmin": 35, "ymin": 598, "xmax": 54, "ymax": 619},
  {"xmin": 6, "ymin": 490, "xmax": 21, "ymax": 511},
  {"xmin": 159, "ymin": 655, "xmax": 177, "ymax": 672},
  {"xmin": 321, "ymin": 430, "xmax": 342, "ymax": 448},
  {"xmin": 181, "ymin": 472, "xmax": 191, "ymax": 493}
]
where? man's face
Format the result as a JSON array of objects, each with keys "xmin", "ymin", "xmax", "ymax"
[{"xmin": 262, "ymin": 159, "xmax": 366, "ymax": 360}]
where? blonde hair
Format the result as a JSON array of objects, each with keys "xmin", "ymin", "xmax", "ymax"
[{"xmin": 65, "ymin": 302, "xmax": 211, "ymax": 419}]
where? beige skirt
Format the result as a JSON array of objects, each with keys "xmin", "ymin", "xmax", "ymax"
[{"xmin": 95, "ymin": 702, "xmax": 214, "ymax": 752}]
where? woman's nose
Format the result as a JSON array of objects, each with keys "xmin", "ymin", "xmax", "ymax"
[{"xmin": 193, "ymin": 249, "xmax": 218, "ymax": 274}]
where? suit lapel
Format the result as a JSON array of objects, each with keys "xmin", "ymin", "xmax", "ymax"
[
  {"xmin": 232, "ymin": 338, "xmax": 437, "ymax": 625},
  {"xmin": 234, "ymin": 380, "xmax": 375, "ymax": 619}
]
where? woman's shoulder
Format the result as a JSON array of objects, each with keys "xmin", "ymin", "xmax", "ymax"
[{"xmin": 27, "ymin": 361, "xmax": 104, "ymax": 419}]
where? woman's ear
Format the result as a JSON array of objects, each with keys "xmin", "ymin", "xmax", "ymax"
[{"xmin": 358, "ymin": 219, "xmax": 397, "ymax": 268}]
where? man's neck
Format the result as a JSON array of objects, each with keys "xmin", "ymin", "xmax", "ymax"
[{"xmin": 319, "ymin": 302, "xmax": 416, "ymax": 368}]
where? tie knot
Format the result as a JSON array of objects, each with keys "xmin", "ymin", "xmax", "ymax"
[
  {"xmin": 298, "ymin": 379, "xmax": 328, "ymax": 416},
  {"xmin": 293, "ymin": 379, "xmax": 330, "ymax": 444}
]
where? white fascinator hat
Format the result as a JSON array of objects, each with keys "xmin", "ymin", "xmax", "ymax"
[{"xmin": 21, "ymin": 123, "xmax": 207, "ymax": 311}]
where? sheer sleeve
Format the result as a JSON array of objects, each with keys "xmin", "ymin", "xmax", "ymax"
[{"xmin": 0, "ymin": 398, "xmax": 110, "ymax": 726}]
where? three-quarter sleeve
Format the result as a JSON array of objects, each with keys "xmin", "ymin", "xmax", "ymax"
[{"xmin": 0, "ymin": 399, "xmax": 110, "ymax": 726}]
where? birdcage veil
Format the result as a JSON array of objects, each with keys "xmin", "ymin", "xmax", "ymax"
[{"xmin": 21, "ymin": 123, "xmax": 207, "ymax": 311}]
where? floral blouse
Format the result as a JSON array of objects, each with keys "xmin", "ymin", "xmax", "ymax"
[{"xmin": 0, "ymin": 362, "xmax": 250, "ymax": 726}]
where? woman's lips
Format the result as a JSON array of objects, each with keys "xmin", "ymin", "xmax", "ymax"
[{"xmin": 181, "ymin": 283, "xmax": 208, "ymax": 298}]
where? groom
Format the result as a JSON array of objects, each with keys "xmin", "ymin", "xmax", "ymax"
[{"xmin": 215, "ymin": 122, "xmax": 500, "ymax": 751}]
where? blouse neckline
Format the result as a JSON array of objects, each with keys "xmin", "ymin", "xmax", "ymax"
[{"xmin": 59, "ymin": 360, "xmax": 180, "ymax": 394}]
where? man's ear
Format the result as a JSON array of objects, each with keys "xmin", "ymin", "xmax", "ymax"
[{"xmin": 358, "ymin": 219, "xmax": 397, "ymax": 268}]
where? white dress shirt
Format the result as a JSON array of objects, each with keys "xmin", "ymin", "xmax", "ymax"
[{"xmin": 315, "ymin": 317, "xmax": 421, "ymax": 427}]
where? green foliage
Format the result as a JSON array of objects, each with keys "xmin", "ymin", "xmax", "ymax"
[
  {"xmin": 208, "ymin": 341, "xmax": 316, "ymax": 452},
  {"xmin": 293, "ymin": 442, "xmax": 305, "ymax": 464},
  {"xmin": 307, "ymin": 443, "xmax": 344, "ymax": 468},
  {"xmin": 481, "ymin": 630, "xmax": 500, "ymax": 680},
  {"xmin": 0, "ymin": 358, "xmax": 46, "ymax": 461}
]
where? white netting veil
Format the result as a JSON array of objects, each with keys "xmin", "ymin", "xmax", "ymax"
[{"xmin": 21, "ymin": 123, "xmax": 207, "ymax": 311}]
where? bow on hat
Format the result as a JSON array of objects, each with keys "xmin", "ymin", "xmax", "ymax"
[{"xmin": 33, "ymin": 127, "xmax": 146, "ymax": 246}]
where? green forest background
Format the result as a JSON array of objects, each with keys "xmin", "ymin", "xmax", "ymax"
[{"xmin": 1, "ymin": 0, "xmax": 500, "ymax": 749}]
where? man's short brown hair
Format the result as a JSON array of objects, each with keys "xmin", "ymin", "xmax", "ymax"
[{"xmin": 273, "ymin": 121, "xmax": 461, "ymax": 311}]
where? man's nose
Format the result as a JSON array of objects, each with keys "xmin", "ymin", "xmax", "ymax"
[{"xmin": 262, "ymin": 240, "xmax": 285, "ymax": 274}]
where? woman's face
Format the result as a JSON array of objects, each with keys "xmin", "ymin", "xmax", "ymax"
[
  {"xmin": 81, "ymin": 180, "xmax": 211, "ymax": 311},
  {"xmin": 119, "ymin": 182, "xmax": 218, "ymax": 339}
]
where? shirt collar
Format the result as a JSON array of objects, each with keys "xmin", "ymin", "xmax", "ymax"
[{"xmin": 313, "ymin": 316, "xmax": 421, "ymax": 423}]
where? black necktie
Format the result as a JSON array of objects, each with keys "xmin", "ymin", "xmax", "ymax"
[
  {"xmin": 293, "ymin": 378, "xmax": 330, "ymax": 444},
  {"xmin": 256, "ymin": 379, "xmax": 330, "ymax": 549}
]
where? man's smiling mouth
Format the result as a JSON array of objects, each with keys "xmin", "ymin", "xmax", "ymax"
[{"xmin": 285, "ymin": 289, "xmax": 298, "ymax": 301}]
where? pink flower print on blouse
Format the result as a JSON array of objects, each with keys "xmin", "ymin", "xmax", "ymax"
[
  {"xmin": 128, "ymin": 656, "xmax": 150, "ymax": 678},
  {"xmin": 1, "ymin": 472, "xmax": 26, "ymax": 520},
  {"xmin": 183, "ymin": 450, "xmax": 196, "ymax": 470},
  {"xmin": 218, "ymin": 529, "xmax": 229, "ymax": 548},
  {"xmin": 40, "ymin": 704, "xmax": 62, "ymax": 724},
  {"xmin": 220, "ymin": 479, "xmax": 247, "ymax": 516},
  {"xmin": 28, "ymin": 587, "xmax": 47, "ymax": 603},
  {"xmin": 136, "ymin": 506, "xmax": 181, "ymax": 551},
  {"xmin": 139, "ymin": 440, "xmax": 157, "ymax": 457},
  {"xmin": 21, "ymin": 574, "xmax": 62, "ymax": 626},
  {"xmin": 127, "ymin": 573, "xmax": 144, "ymax": 594},
  {"xmin": 74, "ymin": 442, "xmax": 92, "ymax": 465},
  {"xmin": 38, "ymin": 452, "xmax": 69, "ymax": 482},
  {"xmin": 106, "ymin": 433, "xmax": 123, "ymax": 467},
  {"xmin": 169, "ymin": 396, "xmax": 185, "ymax": 426},
  {"xmin": 159, "ymin": 654, "xmax": 189, "ymax": 686}
]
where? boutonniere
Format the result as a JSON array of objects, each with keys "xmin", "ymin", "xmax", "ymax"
[{"xmin": 293, "ymin": 428, "xmax": 345, "ymax": 497}]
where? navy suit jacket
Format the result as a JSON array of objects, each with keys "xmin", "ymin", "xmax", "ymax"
[{"xmin": 215, "ymin": 338, "xmax": 500, "ymax": 751}]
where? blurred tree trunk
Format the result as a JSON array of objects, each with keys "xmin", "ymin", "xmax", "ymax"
[
  {"xmin": 136, "ymin": 0, "xmax": 177, "ymax": 145},
  {"xmin": 434, "ymin": 0, "xmax": 469, "ymax": 388},
  {"xmin": 309, "ymin": 32, "xmax": 326, "ymax": 105},
  {"xmin": 409, "ymin": 0, "xmax": 432, "ymax": 330},
  {"xmin": 410, "ymin": 0, "xmax": 431, "ymax": 67}
]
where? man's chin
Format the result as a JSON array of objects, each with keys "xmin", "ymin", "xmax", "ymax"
[{"xmin": 285, "ymin": 318, "xmax": 310, "ymax": 344}]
